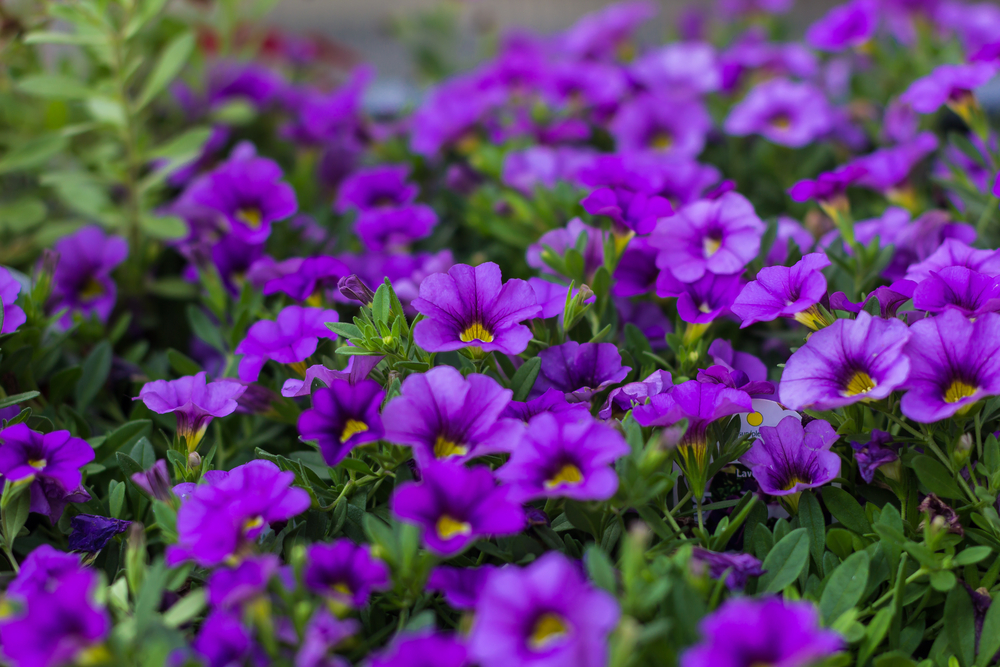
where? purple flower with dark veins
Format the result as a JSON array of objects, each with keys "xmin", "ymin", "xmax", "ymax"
[
  {"xmin": 136, "ymin": 372, "xmax": 247, "ymax": 451},
  {"xmin": 598, "ymin": 370, "xmax": 673, "ymax": 419},
  {"xmin": 691, "ymin": 548, "xmax": 765, "ymax": 590},
  {"xmin": 532, "ymin": 341, "xmax": 631, "ymax": 402},
  {"xmin": 851, "ymin": 430, "xmax": 900, "ymax": 483},
  {"xmin": 297, "ymin": 379, "xmax": 386, "ymax": 467},
  {"xmin": 741, "ymin": 416, "xmax": 840, "ymax": 505},
  {"xmin": 303, "ymin": 540, "xmax": 390, "ymax": 607},
  {"xmin": 905, "ymin": 239, "xmax": 1000, "ymax": 283},
  {"xmin": 912, "ymin": 266, "xmax": 1000, "ymax": 317},
  {"xmin": 697, "ymin": 365, "xmax": 775, "ymax": 397},
  {"xmin": 263, "ymin": 256, "xmax": 349, "ymax": 304},
  {"xmin": 235, "ymin": 306, "xmax": 339, "ymax": 382},
  {"xmin": 49, "ymin": 225, "xmax": 128, "ymax": 326},
  {"xmin": 581, "ymin": 184, "xmax": 674, "ymax": 237},
  {"xmin": 131, "ymin": 460, "xmax": 174, "ymax": 502},
  {"xmin": 732, "ymin": 253, "xmax": 832, "ymax": 329},
  {"xmin": 656, "ymin": 271, "xmax": 744, "ymax": 324},
  {"xmin": 503, "ymin": 387, "xmax": 592, "ymax": 423}
]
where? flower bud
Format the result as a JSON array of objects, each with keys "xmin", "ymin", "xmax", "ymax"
[{"xmin": 338, "ymin": 274, "xmax": 375, "ymax": 306}]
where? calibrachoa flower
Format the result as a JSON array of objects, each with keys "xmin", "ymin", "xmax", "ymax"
[
  {"xmin": 680, "ymin": 597, "xmax": 843, "ymax": 667},
  {"xmin": 368, "ymin": 633, "xmax": 469, "ymax": 667},
  {"xmin": 851, "ymin": 430, "xmax": 901, "ymax": 483},
  {"xmin": 298, "ymin": 379, "xmax": 385, "ymax": 467},
  {"xmin": 281, "ymin": 355, "xmax": 383, "ymax": 397},
  {"xmin": 608, "ymin": 93, "xmax": 711, "ymax": 159},
  {"xmin": 262, "ymin": 255, "xmax": 349, "ymax": 303},
  {"xmin": 428, "ymin": 565, "xmax": 498, "ymax": 610},
  {"xmin": 901, "ymin": 309, "xmax": 1000, "ymax": 422},
  {"xmin": 741, "ymin": 416, "xmax": 840, "ymax": 502},
  {"xmin": 581, "ymin": 182, "xmax": 674, "ymax": 236},
  {"xmin": 503, "ymin": 387, "xmax": 592, "ymax": 422},
  {"xmin": 656, "ymin": 271, "xmax": 743, "ymax": 324},
  {"xmin": 905, "ymin": 239, "xmax": 1000, "ymax": 283},
  {"xmin": 912, "ymin": 266, "xmax": 1000, "ymax": 317},
  {"xmin": 0, "ymin": 267, "xmax": 26, "ymax": 334},
  {"xmin": 900, "ymin": 62, "xmax": 997, "ymax": 118},
  {"xmin": 787, "ymin": 165, "xmax": 867, "ymax": 208},
  {"xmin": 67, "ymin": 515, "xmax": 131, "ymax": 553},
  {"xmin": 393, "ymin": 461, "xmax": 526, "ymax": 556},
  {"xmin": 697, "ymin": 365, "xmax": 775, "ymax": 397},
  {"xmin": 235, "ymin": 305, "xmax": 339, "ymax": 382},
  {"xmin": 336, "ymin": 166, "xmax": 439, "ymax": 250},
  {"xmin": 732, "ymin": 253, "xmax": 832, "ymax": 329},
  {"xmin": 412, "ymin": 262, "xmax": 541, "ymax": 356},
  {"xmin": 805, "ymin": 0, "xmax": 878, "ymax": 52},
  {"xmin": 0, "ymin": 424, "xmax": 94, "ymax": 523},
  {"xmin": 131, "ymin": 460, "xmax": 173, "ymax": 502},
  {"xmin": 651, "ymin": 192, "xmax": 765, "ymax": 282},
  {"xmin": 303, "ymin": 540, "xmax": 390, "ymax": 607},
  {"xmin": 136, "ymin": 372, "xmax": 247, "ymax": 451},
  {"xmin": 598, "ymin": 369, "xmax": 673, "ymax": 419},
  {"xmin": 49, "ymin": 225, "xmax": 128, "ymax": 326},
  {"xmin": 497, "ymin": 412, "xmax": 630, "ymax": 503},
  {"xmin": 191, "ymin": 610, "xmax": 258, "ymax": 667},
  {"xmin": 779, "ymin": 311, "xmax": 911, "ymax": 410},
  {"xmin": 8, "ymin": 544, "xmax": 82, "ymax": 598},
  {"xmin": 469, "ymin": 551, "xmax": 619, "ymax": 667},
  {"xmin": 852, "ymin": 132, "xmax": 939, "ymax": 196},
  {"xmin": 296, "ymin": 610, "xmax": 359, "ymax": 667},
  {"xmin": 207, "ymin": 554, "xmax": 281, "ymax": 609},
  {"xmin": 167, "ymin": 460, "xmax": 311, "ymax": 567},
  {"xmin": 690, "ymin": 548, "xmax": 765, "ymax": 590},
  {"xmin": 532, "ymin": 341, "xmax": 631, "ymax": 402},
  {"xmin": 708, "ymin": 339, "xmax": 769, "ymax": 384},
  {"xmin": 383, "ymin": 366, "xmax": 521, "ymax": 467},
  {"xmin": 723, "ymin": 79, "xmax": 834, "ymax": 148}
]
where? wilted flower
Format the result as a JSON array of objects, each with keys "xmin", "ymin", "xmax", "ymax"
[
  {"xmin": 303, "ymin": 540, "xmax": 390, "ymax": 607},
  {"xmin": 919, "ymin": 494, "xmax": 964, "ymax": 536},
  {"xmin": 690, "ymin": 548, "xmax": 765, "ymax": 590},
  {"xmin": 532, "ymin": 341, "xmax": 631, "ymax": 402},
  {"xmin": 137, "ymin": 372, "xmax": 247, "ymax": 451},
  {"xmin": 732, "ymin": 253, "xmax": 832, "ymax": 329},
  {"xmin": 235, "ymin": 305, "xmax": 339, "ymax": 382},
  {"xmin": 337, "ymin": 274, "xmax": 376, "ymax": 305},
  {"xmin": 851, "ymin": 430, "xmax": 901, "ymax": 483},
  {"xmin": 741, "ymin": 416, "xmax": 841, "ymax": 504},
  {"xmin": 68, "ymin": 515, "xmax": 131, "ymax": 553},
  {"xmin": 723, "ymin": 79, "xmax": 834, "ymax": 148},
  {"xmin": 49, "ymin": 225, "xmax": 128, "ymax": 326}
]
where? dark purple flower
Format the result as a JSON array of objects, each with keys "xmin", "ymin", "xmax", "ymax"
[
  {"xmin": 526, "ymin": 219, "xmax": 605, "ymax": 282},
  {"xmin": 691, "ymin": 548, "xmax": 765, "ymax": 590},
  {"xmin": 296, "ymin": 609, "xmax": 359, "ymax": 667},
  {"xmin": 207, "ymin": 554, "xmax": 281, "ymax": 609},
  {"xmin": 303, "ymin": 540, "xmax": 390, "ymax": 607},
  {"xmin": 337, "ymin": 165, "xmax": 417, "ymax": 211},
  {"xmin": 469, "ymin": 551, "xmax": 619, "ymax": 667},
  {"xmin": 805, "ymin": 0, "xmax": 878, "ymax": 52},
  {"xmin": 263, "ymin": 256, "xmax": 349, "ymax": 304},
  {"xmin": 137, "ymin": 372, "xmax": 247, "ymax": 451},
  {"xmin": 901, "ymin": 309, "xmax": 1000, "ymax": 422},
  {"xmin": 905, "ymin": 238, "xmax": 1000, "ymax": 282},
  {"xmin": 49, "ymin": 225, "xmax": 128, "ymax": 327},
  {"xmin": 235, "ymin": 306, "xmax": 339, "ymax": 382},
  {"xmin": 851, "ymin": 430, "xmax": 900, "ymax": 484},
  {"xmin": 900, "ymin": 62, "xmax": 997, "ymax": 117},
  {"xmin": 0, "ymin": 267, "xmax": 25, "ymax": 334},
  {"xmin": 719, "ymin": 32, "xmax": 818, "ymax": 92},
  {"xmin": 851, "ymin": 132, "xmax": 939, "ymax": 195},
  {"xmin": 532, "ymin": 341, "xmax": 631, "ymax": 402},
  {"xmin": 742, "ymin": 416, "xmax": 841, "ymax": 498},
  {"xmin": 383, "ymin": 366, "xmax": 521, "ymax": 468},
  {"xmin": 412, "ymin": 262, "xmax": 541, "ymax": 357},
  {"xmin": 192, "ymin": 610, "xmax": 258, "ymax": 667},
  {"xmin": 680, "ymin": 597, "xmax": 843, "ymax": 667},
  {"xmin": 131, "ymin": 460, "xmax": 174, "ymax": 503},
  {"xmin": 598, "ymin": 370, "xmax": 673, "ymax": 419},
  {"xmin": 912, "ymin": 266, "xmax": 1000, "ymax": 317},
  {"xmin": 297, "ymin": 379, "xmax": 386, "ymax": 467},
  {"xmin": 337, "ymin": 274, "xmax": 377, "ymax": 306},
  {"xmin": 0, "ymin": 424, "xmax": 94, "ymax": 523},
  {"xmin": 503, "ymin": 388, "xmax": 592, "ymax": 423},
  {"xmin": 656, "ymin": 271, "xmax": 744, "ymax": 324},
  {"xmin": 609, "ymin": 93, "xmax": 711, "ymax": 159},
  {"xmin": 581, "ymin": 185, "xmax": 674, "ymax": 237},
  {"xmin": 207, "ymin": 60, "xmax": 284, "ymax": 109},
  {"xmin": 355, "ymin": 205, "xmax": 439, "ymax": 252},
  {"xmin": 497, "ymin": 412, "xmax": 629, "ymax": 503},
  {"xmin": 68, "ymin": 515, "xmax": 131, "ymax": 552},
  {"xmin": 829, "ymin": 280, "xmax": 916, "ymax": 319},
  {"xmin": 167, "ymin": 460, "xmax": 311, "ymax": 567},
  {"xmin": 7, "ymin": 545, "xmax": 82, "ymax": 597},
  {"xmin": 427, "ymin": 565, "xmax": 498, "ymax": 610},
  {"xmin": 919, "ymin": 494, "xmax": 964, "ymax": 536},
  {"xmin": 612, "ymin": 237, "xmax": 660, "ymax": 297},
  {"xmin": 778, "ymin": 311, "xmax": 911, "ymax": 410},
  {"xmin": 393, "ymin": 461, "xmax": 525, "ymax": 556},
  {"xmin": 724, "ymin": 79, "xmax": 834, "ymax": 148},
  {"xmin": 788, "ymin": 165, "xmax": 867, "ymax": 204},
  {"xmin": 650, "ymin": 192, "xmax": 765, "ymax": 282},
  {"xmin": 732, "ymin": 253, "xmax": 832, "ymax": 329},
  {"xmin": 369, "ymin": 632, "xmax": 469, "ymax": 667}
]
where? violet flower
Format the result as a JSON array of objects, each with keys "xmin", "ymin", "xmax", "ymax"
[
  {"xmin": 208, "ymin": 554, "xmax": 281, "ymax": 609},
  {"xmin": 502, "ymin": 387, "xmax": 592, "ymax": 423},
  {"xmin": 901, "ymin": 309, "xmax": 1000, "ymax": 422},
  {"xmin": 7, "ymin": 544, "xmax": 82, "ymax": 597},
  {"xmin": 723, "ymin": 79, "xmax": 834, "ymax": 148},
  {"xmin": 355, "ymin": 206, "xmax": 439, "ymax": 252},
  {"xmin": 787, "ymin": 165, "xmax": 867, "ymax": 207},
  {"xmin": 656, "ymin": 271, "xmax": 744, "ymax": 324},
  {"xmin": 905, "ymin": 239, "xmax": 1000, "ymax": 283},
  {"xmin": 900, "ymin": 62, "xmax": 997, "ymax": 117},
  {"xmin": 235, "ymin": 305, "xmax": 339, "ymax": 382},
  {"xmin": 741, "ymin": 416, "xmax": 841, "ymax": 503},
  {"xmin": 469, "ymin": 551, "xmax": 619, "ymax": 667},
  {"xmin": 368, "ymin": 633, "xmax": 469, "ymax": 667},
  {"xmin": 296, "ymin": 610, "xmax": 359, "ymax": 667},
  {"xmin": 49, "ymin": 225, "xmax": 128, "ymax": 326},
  {"xmin": 851, "ymin": 430, "xmax": 900, "ymax": 484},
  {"xmin": 528, "ymin": 278, "xmax": 595, "ymax": 320},
  {"xmin": 191, "ymin": 610, "xmax": 258, "ymax": 667},
  {"xmin": 297, "ymin": 378, "xmax": 386, "ymax": 467},
  {"xmin": 532, "ymin": 341, "xmax": 631, "ymax": 402},
  {"xmin": 779, "ymin": 311, "xmax": 911, "ymax": 410},
  {"xmin": 382, "ymin": 366, "xmax": 521, "ymax": 468},
  {"xmin": 732, "ymin": 253, "xmax": 832, "ymax": 329},
  {"xmin": 497, "ymin": 412, "xmax": 630, "ymax": 503},
  {"xmin": 0, "ymin": 267, "xmax": 26, "ymax": 334},
  {"xmin": 609, "ymin": 93, "xmax": 711, "ymax": 159},
  {"xmin": 0, "ymin": 424, "xmax": 94, "ymax": 523},
  {"xmin": 912, "ymin": 266, "xmax": 1000, "ymax": 317},
  {"xmin": 581, "ymin": 185, "xmax": 674, "ymax": 237},
  {"xmin": 650, "ymin": 192, "xmax": 765, "ymax": 282},
  {"xmin": 281, "ymin": 355, "xmax": 383, "ymax": 398},
  {"xmin": 137, "ymin": 372, "xmax": 247, "ymax": 451},
  {"xmin": 708, "ymin": 339, "xmax": 769, "ymax": 384},
  {"xmin": 598, "ymin": 370, "xmax": 673, "ymax": 419},
  {"xmin": 805, "ymin": 0, "xmax": 878, "ymax": 52},
  {"xmin": 526, "ymin": 219, "xmax": 605, "ymax": 282},
  {"xmin": 131, "ymin": 460, "xmax": 174, "ymax": 502},
  {"xmin": 68, "ymin": 515, "xmax": 131, "ymax": 553},
  {"xmin": 263, "ymin": 256, "xmax": 349, "ymax": 304},
  {"xmin": 851, "ymin": 132, "xmax": 939, "ymax": 196},
  {"xmin": 393, "ymin": 461, "xmax": 526, "ymax": 556},
  {"xmin": 612, "ymin": 237, "xmax": 660, "ymax": 297},
  {"xmin": 629, "ymin": 42, "xmax": 721, "ymax": 95},
  {"xmin": 337, "ymin": 165, "xmax": 418, "ymax": 211},
  {"xmin": 427, "ymin": 565, "xmax": 498, "ymax": 610},
  {"xmin": 680, "ymin": 598, "xmax": 843, "ymax": 667},
  {"xmin": 690, "ymin": 548, "xmax": 765, "ymax": 590},
  {"xmin": 303, "ymin": 540, "xmax": 390, "ymax": 607},
  {"xmin": 412, "ymin": 262, "xmax": 541, "ymax": 357},
  {"xmin": 334, "ymin": 166, "xmax": 438, "ymax": 250},
  {"xmin": 697, "ymin": 365, "xmax": 775, "ymax": 397}
]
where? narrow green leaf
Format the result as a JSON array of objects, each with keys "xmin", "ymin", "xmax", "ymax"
[
  {"xmin": 819, "ymin": 550, "xmax": 870, "ymax": 623},
  {"xmin": 976, "ymin": 591, "xmax": 1000, "ymax": 666},
  {"xmin": 945, "ymin": 585, "xmax": 976, "ymax": 667},
  {"xmin": 0, "ymin": 392, "xmax": 40, "ymax": 410},
  {"xmin": 911, "ymin": 455, "xmax": 964, "ymax": 499},
  {"xmin": 76, "ymin": 341, "xmax": 112, "ymax": 409},
  {"xmin": 162, "ymin": 589, "xmax": 206, "ymax": 628},
  {"xmin": 510, "ymin": 357, "xmax": 542, "ymax": 402},
  {"xmin": 823, "ymin": 486, "xmax": 872, "ymax": 535},
  {"xmin": 138, "ymin": 32, "xmax": 195, "ymax": 108},
  {"xmin": 759, "ymin": 528, "xmax": 810, "ymax": 593},
  {"xmin": 584, "ymin": 544, "xmax": 617, "ymax": 593},
  {"xmin": 17, "ymin": 74, "xmax": 91, "ymax": 99},
  {"xmin": 0, "ymin": 134, "xmax": 68, "ymax": 173},
  {"xmin": 799, "ymin": 491, "xmax": 826, "ymax": 566}
]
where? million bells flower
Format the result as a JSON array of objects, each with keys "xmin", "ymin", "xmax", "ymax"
[
  {"xmin": 49, "ymin": 225, "xmax": 128, "ymax": 326},
  {"xmin": 741, "ymin": 416, "xmax": 840, "ymax": 506},
  {"xmin": 297, "ymin": 378, "xmax": 386, "ymax": 467},
  {"xmin": 136, "ymin": 372, "xmax": 247, "ymax": 452},
  {"xmin": 303, "ymin": 539, "xmax": 390, "ymax": 607},
  {"xmin": 235, "ymin": 305, "xmax": 339, "ymax": 382}
]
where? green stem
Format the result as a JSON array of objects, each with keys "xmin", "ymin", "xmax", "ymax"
[{"xmin": 1, "ymin": 544, "xmax": 18, "ymax": 573}]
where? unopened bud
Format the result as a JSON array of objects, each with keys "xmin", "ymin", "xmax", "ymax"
[
  {"xmin": 338, "ymin": 274, "xmax": 375, "ymax": 306},
  {"xmin": 187, "ymin": 451, "xmax": 202, "ymax": 470}
]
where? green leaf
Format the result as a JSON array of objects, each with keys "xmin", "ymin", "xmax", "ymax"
[
  {"xmin": 148, "ymin": 126, "xmax": 212, "ymax": 161},
  {"xmin": 823, "ymin": 486, "xmax": 872, "ymax": 535},
  {"xmin": 1, "ymin": 491, "xmax": 30, "ymax": 550},
  {"xmin": 945, "ymin": 585, "xmax": 976, "ymax": 667},
  {"xmin": 17, "ymin": 74, "xmax": 91, "ymax": 99},
  {"xmin": 371, "ymin": 284, "xmax": 391, "ymax": 325},
  {"xmin": 328, "ymin": 322, "xmax": 362, "ymax": 339},
  {"xmin": 931, "ymin": 570, "xmax": 957, "ymax": 592},
  {"xmin": 187, "ymin": 304, "xmax": 226, "ymax": 352},
  {"xmin": 759, "ymin": 528, "xmax": 810, "ymax": 593},
  {"xmin": 510, "ymin": 357, "xmax": 542, "ymax": 402},
  {"xmin": 76, "ymin": 341, "xmax": 112, "ymax": 409},
  {"xmin": 86, "ymin": 96, "xmax": 126, "ymax": 127},
  {"xmin": 105, "ymin": 420, "xmax": 151, "ymax": 453},
  {"xmin": 0, "ymin": 134, "xmax": 68, "ymax": 173},
  {"xmin": 911, "ymin": 455, "xmax": 964, "ymax": 499},
  {"xmin": 163, "ymin": 589, "xmax": 206, "ymax": 628},
  {"xmin": 0, "ymin": 392, "xmax": 40, "ymax": 410},
  {"xmin": 0, "ymin": 198, "xmax": 47, "ymax": 233},
  {"xmin": 799, "ymin": 491, "xmax": 826, "ymax": 566},
  {"xmin": 116, "ymin": 452, "xmax": 145, "ymax": 480},
  {"xmin": 954, "ymin": 546, "xmax": 993, "ymax": 566},
  {"xmin": 137, "ymin": 31, "xmax": 195, "ymax": 108},
  {"xmin": 338, "ymin": 457, "xmax": 374, "ymax": 476},
  {"xmin": 109, "ymin": 480, "xmax": 126, "ymax": 519},
  {"xmin": 976, "ymin": 590, "xmax": 1000, "ymax": 666},
  {"xmin": 140, "ymin": 214, "xmax": 188, "ymax": 241},
  {"xmin": 819, "ymin": 550, "xmax": 870, "ymax": 624},
  {"xmin": 167, "ymin": 349, "xmax": 203, "ymax": 376},
  {"xmin": 584, "ymin": 544, "xmax": 617, "ymax": 593}
]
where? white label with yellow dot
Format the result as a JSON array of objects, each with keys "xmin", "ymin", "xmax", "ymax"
[{"xmin": 739, "ymin": 399, "xmax": 801, "ymax": 441}]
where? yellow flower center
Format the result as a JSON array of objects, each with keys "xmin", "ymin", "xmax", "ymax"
[
  {"xmin": 237, "ymin": 207, "xmax": 263, "ymax": 228},
  {"xmin": 289, "ymin": 361, "xmax": 309, "ymax": 377},
  {"xmin": 530, "ymin": 613, "xmax": 569, "ymax": 649},
  {"xmin": 28, "ymin": 459, "xmax": 47, "ymax": 470},
  {"xmin": 703, "ymin": 236, "xmax": 722, "ymax": 257},
  {"xmin": 79, "ymin": 277, "xmax": 105, "ymax": 300},
  {"xmin": 434, "ymin": 436, "xmax": 469, "ymax": 459},
  {"xmin": 332, "ymin": 582, "xmax": 352, "ymax": 597},
  {"xmin": 944, "ymin": 380, "xmax": 977, "ymax": 404},
  {"xmin": 341, "ymin": 419, "xmax": 369, "ymax": 443},
  {"xmin": 651, "ymin": 132, "xmax": 673, "ymax": 149},
  {"xmin": 783, "ymin": 476, "xmax": 807, "ymax": 491},
  {"xmin": 460, "ymin": 322, "xmax": 494, "ymax": 344},
  {"xmin": 544, "ymin": 464, "xmax": 583, "ymax": 490},
  {"xmin": 842, "ymin": 371, "xmax": 877, "ymax": 397},
  {"xmin": 243, "ymin": 515, "xmax": 265, "ymax": 533},
  {"xmin": 792, "ymin": 306, "xmax": 826, "ymax": 331},
  {"xmin": 436, "ymin": 515, "xmax": 472, "ymax": 540},
  {"xmin": 770, "ymin": 113, "xmax": 792, "ymax": 129}
]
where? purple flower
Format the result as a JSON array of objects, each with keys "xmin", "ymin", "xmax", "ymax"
[
  {"xmin": 0, "ymin": 424, "xmax": 94, "ymax": 523},
  {"xmin": 556, "ymin": 1, "xmax": 656, "ymax": 60},
  {"xmin": 355, "ymin": 205, "xmax": 439, "ymax": 252},
  {"xmin": 497, "ymin": 412, "xmax": 629, "ymax": 503},
  {"xmin": 609, "ymin": 93, "xmax": 711, "ymax": 159},
  {"xmin": 207, "ymin": 60, "xmax": 284, "ymax": 109},
  {"xmin": 901, "ymin": 309, "xmax": 1000, "ymax": 422},
  {"xmin": 393, "ymin": 461, "xmax": 526, "ymax": 556},
  {"xmin": 629, "ymin": 42, "xmax": 721, "ymax": 95},
  {"xmin": 181, "ymin": 142, "xmax": 297, "ymax": 244},
  {"xmin": 741, "ymin": 416, "xmax": 841, "ymax": 497},
  {"xmin": 581, "ymin": 185, "xmax": 674, "ymax": 237},
  {"xmin": 68, "ymin": 515, "xmax": 130, "ymax": 552},
  {"xmin": 235, "ymin": 306, "xmax": 339, "ymax": 382},
  {"xmin": 723, "ymin": 79, "xmax": 834, "ymax": 148},
  {"xmin": 912, "ymin": 266, "xmax": 1000, "ymax": 317},
  {"xmin": 412, "ymin": 262, "xmax": 541, "ymax": 357},
  {"xmin": 656, "ymin": 271, "xmax": 744, "ymax": 324},
  {"xmin": 296, "ymin": 609, "xmax": 359, "ymax": 667},
  {"xmin": 851, "ymin": 132, "xmax": 939, "ymax": 195},
  {"xmin": 680, "ymin": 597, "xmax": 843, "ymax": 667},
  {"xmin": 469, "ymin": 551, "xmax": 619, "ymax": 667},
  {"xmin": 697, "ymin": 365, "xmax": 775, "ymax": 397},
  {"xmin": 805, "ymin": 0, "xmax": 878, "ymax": 52},
  {"xmin": 281, "ymin": 355, "xmax": 383, "ymax": 398},
  {"xmin": 768, "ymin": 216, "xmax": 815, "ymax": 265},
  {"xmin": 337, "ymin": 165, "xmax": 418, "ymax": 211},
  {"xmin": 131, "ymin": 460, "xmax": 174, "ymax": 502},
  {"xmin": 732, "ymin": 253, "xmax": 832, "ymax": 329},
  {"xmin": 263, "ymin": 256, "xmax": 349, "ymax": 304},
  {"xmin": 708, "ymin": 339, "xmax": 769, "ymax": 383},
  {"xmin": 207, "ymin": 554, "xmax": 281, "ymax": 609},
  {"xmin": 0, "ymin": 267, "xmax": 26, "ymax": 334},
  {"xmin": 787, "ymin": 165, "xmax": 867, "ymax": 204},
  {"xmin": 690, "ymin": 548, "xmax": 765, "ymax": 590},
  {"xmin": 900, "ymin": 62, "xmax": 997, "ymax": 115},
  {"xmin": 167, "ymin": 460, "xmax": 311, "ymax": 567},
  {"xmin": 192, "ymin": 610, "xmax": 258, "ymax": 667},
  {"xmin": 337, "ymin": 274, "xmax": 377, "ymax": 306},
  {"xmin": 369, "ymin": 633, "xmax": 469, "ymax": 667},
  {"xmin": 382, "ymin": 366, "xmax": 521, "ymax": 468},
  {"xmin": 137, "ymin": 372, "xmax": 247, "ymax": 451},
  {"xmin": 526, "ymin": 219, "xmax": 605, "ymax": 282},
  {"xmin": 427, "ymin": 566, "xmax": 497, "ymax": 610},
  {"xmin": 297, "ymin": 379, "xmax": 386, "ymax": 467},
  {"xmin": 503, "ymin": 388, "xmax": 592, "ymax": 423},
  {"xmin": 905, "ymin": 239, "xmax": 1000, "ymax": 283},
  {"xmin": 851, "ymin": 430, "xmax": 900, "ymax": 483},
  {"xmin": 650, "ymin": 192, "xmax": 765, "ymax": 282},
  {"xmin": 49, "ymin": 225, "xmax": 128, "ymax": 326},
  {"xmin": 532, "ymin": 341, "xmax": 631, "ymax": 402},
  {"xmin": 719, "ymin": 34, "xmax": 818, "ymax": 92},
  {"xmin": 598, "ymin": 370, "xmax": 673, "ymax": 419},
  {"xmin": 779, "ymin": 311, "xmax": 911, "ymax": 410},
  {"xmin": 528, "ymin": 278, "xmax": 594, "ymax": 320},
  {"xmin": 612, "ymin": 237, "xmax": 659, "ymax": 297},
  {"xmin": 7, "ymin": 545, "xmax": 82, "ymax": 598},
  {"xmin": 303, "ymin": 540, "xmax": 390, "ymax": 607}
]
